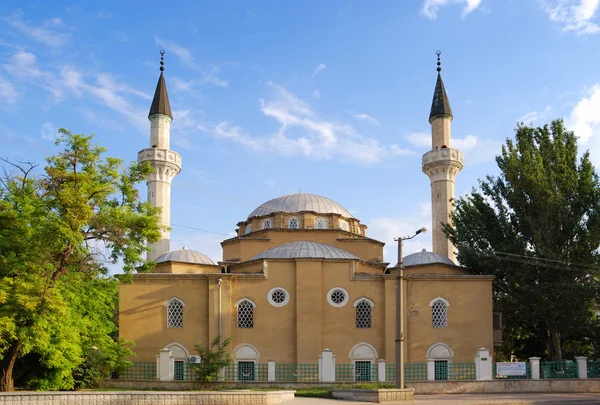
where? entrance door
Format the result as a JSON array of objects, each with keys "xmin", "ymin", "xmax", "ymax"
[
  {"xmin": 238, "ymin": 361, "xmax": 255, "ymax": 381},
  {"xmin": 174, "ymin": 360, "xmax": 185, "ymax": 381},
  {"xmin": 434, "ymin": 360, "xmax": 448, "ymax": 381},
  {"xmin": 354, "ymin": 361, "xmax": 372, "ymax": 382}
]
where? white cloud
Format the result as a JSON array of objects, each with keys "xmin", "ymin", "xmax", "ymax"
[
  {"xmin": 313, "ymin": 89, "xmax": 320, "ymax": 98},
  {"xmin": 1, "ymin": 12, "xmax": 70, "ymax": 47},
  {"xmin": 154, "ymin": 37, "xmax": 228, "ymax": 87},
  {"xmin": 313, "ymin": 63, "xmax": 326, "ymax": 77},
  {"xmin": 41, "ymin": 122, "xmax": 57, "ymax": 141},
  {"xmin": 566, "ymin": 84, "xmax": 600, "ymax": 165},
  {"xmin": 518, "ymin": 106, "xmax": 552, "ymax": 124},
  {"xmin": 421, "ymin": 0, "xmax": 482, "ymax": 19},
  {"xmin": 405, "ymin": 130, "xmax": 498, "ymax": 165},
  {"xmin": 367, "ymin": 202, "xmax": 433, "ymax": 264},
  {"xmin": 355, "ymin": 113, "xmax": 380, "ymax": 126},
  {"xmin": 540, "ymin": 0, "xmax": 600, "ymax": 34},
  {"xmin": 209, "ymin": 83, "xmax": 413, "ymax": 164},
  {"xmin": 110, "ymin": 31, "xmax": 128, "ymax": 42},
  {"xmin": 0, "ymin": 77, "xmax": 19, "ymax": 105}
]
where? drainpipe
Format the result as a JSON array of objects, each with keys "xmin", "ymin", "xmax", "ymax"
[{"xmin": 217, "ymin": 278, "xmax": 222, "ymax": 347}]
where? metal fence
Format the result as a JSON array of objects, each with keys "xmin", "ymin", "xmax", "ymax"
[
  {"xmin": 588, "ymin": 360, "xmax": 600, "ymax": 378},
  {"xmin": 540, "ymin": 361, "xmax": 578, "ymax": 379},
  {"xmin": 222, "ymin": 363, "xmax": 269, "ymax": 381},
  {"xmin": 335, "ymin": 363, "xmax": 378, "ymax": 382},
  {"xmin": 384, "ymin": 363, "xmax": 428, "ymax": 382},
  {"xmin": 118, "ymin": 362, "xmax": 157, "ymax": 380},
  {"xmin": 275, "ymin": 364, "xmax": 319, "ymax": 382}
]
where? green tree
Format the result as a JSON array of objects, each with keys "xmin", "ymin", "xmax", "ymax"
[
  {"xmin": 191, "ymin": 337, "xmax": 232, "ymax": 382},
  {"xmin": 0, "ymin": 129, "xmax": 161, "ymax": 391},
  {"xmin": 445, "ymin": 119, "xmax": 600, "ymax": 361}
]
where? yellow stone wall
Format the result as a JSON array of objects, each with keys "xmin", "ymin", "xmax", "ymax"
[{"xmin": 120, "ymin": 259, "xmax": 493, "ymax": 364}]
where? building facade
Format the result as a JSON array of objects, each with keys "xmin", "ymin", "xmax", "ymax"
[{"xmin": 119, "ymin": 53, "xmax": 494, "ymax": 379}]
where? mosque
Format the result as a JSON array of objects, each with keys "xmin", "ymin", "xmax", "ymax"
[{"xmin": 119, "ymin": 51, "xmax": 497, "ymax": 380}]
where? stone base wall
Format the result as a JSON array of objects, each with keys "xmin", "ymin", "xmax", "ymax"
[
  {"xmin": 407, "ymin": 380, "xmax": 600, "ymax": 394},
  {"xmin": 331, "ymin": 389, "xmax": 414, "ymax": 402},
  {"xmin": 0, "ymin": 391, "xmax": 295, "ymax": 405}
]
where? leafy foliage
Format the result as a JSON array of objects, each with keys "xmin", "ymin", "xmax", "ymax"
[
  {"xmin": 191, "ymin": 337, "xmax": 232, "ymax": 382},
  {"xmin": 445, "ymin": 120, "xmax": 600, "ymax": 360},
  {"xmin": 0, "ymin": 129, "xmax": 161, "ymax": 391}
]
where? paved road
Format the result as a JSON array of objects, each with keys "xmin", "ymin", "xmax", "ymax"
[{"xmin": 290, "ymin": 393, "xmax": 600, "ymax": 404}]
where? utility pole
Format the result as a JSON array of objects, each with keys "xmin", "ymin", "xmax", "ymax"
[{"xmin": 394, "ymin": 227, "xmax": 427, "ymax": 389}]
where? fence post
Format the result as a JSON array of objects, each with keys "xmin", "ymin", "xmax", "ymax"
[
  {"xmin": 575, "ymin": 357, "xmax": 587, "ymax": 379},
  {"xmin": 474, "ymin": 348, "xmax": 492, "ymax": 380},
  {"xmin": 529, "ymin": 357, "xmax": 540, "ymax": 380},
  {"xmin": 157, "ymin": 349, "xmax": 174, "ymax": 381},
  {"xmin": 319, "ymin": 349, "xmax": 336, "ymax": 382},
  {"xmin": 267, "ymin": 360, "xmax": 276, "ymax": 381},
  {"xmin": 378, "ymin": 359, "xmax": 386, "ymax": 382},
  {"xmin": 426, "ymin": 359, "xmax": 435, "ymax": 381}
]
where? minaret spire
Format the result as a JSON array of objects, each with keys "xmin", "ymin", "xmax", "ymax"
[
  {"xmin": 138, "ymin": 50, "xmax": 182, "ymax": 261},
  {"xmin": 422, "ymin": 51, "xmax": 463, "ymax": 263},
  {"xmin": 149, "ymin": 50, "xmax": 173, "ymax": 120},
  {"xmin": 429, "ymin": 51, "xmax": 453, "ymax": 122}
]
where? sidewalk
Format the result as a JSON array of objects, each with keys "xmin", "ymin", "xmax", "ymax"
[{"xmin": 290, "ymin": 393, "xmax": 600, "ymax": 404}]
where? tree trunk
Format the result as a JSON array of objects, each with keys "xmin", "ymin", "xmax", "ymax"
[
  {"xmin": 550, "ymin": 330, "xmax": 562, "ymax": 361},
  {"xmin": 0, "ymin": 340, "xmax": 22, "ymax": 392}
]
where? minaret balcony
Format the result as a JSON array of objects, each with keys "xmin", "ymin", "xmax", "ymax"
[
  {"xmin": 138, "ymin": 148, "xmax": 182, "ymax": 169},
  {"xmin": 422, "ymin": 148, "xmax": 463, "ymax": 180}
]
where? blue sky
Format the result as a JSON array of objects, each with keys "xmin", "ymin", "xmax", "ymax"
[{"xmin": 1, "ymin": 0, "xmax": 600, "ymax": 264}]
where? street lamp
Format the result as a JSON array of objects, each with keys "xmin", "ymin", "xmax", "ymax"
[{"xmin": 394, "ymin": 227, "xmax": 427, "ymax": 389}]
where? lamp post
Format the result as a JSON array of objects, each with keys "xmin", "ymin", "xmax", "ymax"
[{"xmin": 394, "ymin": 227, "xmax": 427, "ymax": 389}]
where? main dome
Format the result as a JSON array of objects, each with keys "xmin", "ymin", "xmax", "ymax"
[
  {"xmin": 248, "ymin": 193, "xmax": 353, "ymax": 219},
  {"xmin": 250, "ymin": 241, "xmax": 358, "ymax": 260}
]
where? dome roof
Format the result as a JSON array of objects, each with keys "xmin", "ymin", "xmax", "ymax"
[
  {"xmin": 250, "ymin": 241, "xmax": 358, "ymax": 261},
  {"xmin": 248, "ymin": 193, "xmax": 353, "ymax": 219},
  {"xmin": 401, "ymin": 249, "xmax": 455, "ymax": 267},
  {"xmin": 156, "ymin": 247, "xmax": 215, "ymax": 265}
]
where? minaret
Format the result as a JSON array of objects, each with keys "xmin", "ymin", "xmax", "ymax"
[
  {"xmin": 422, "ymin": 51, "xmax": 463, "ymax": 263},
  {"xmin": 138, "ymin": 50, "xmax": 182, "ymax": 261}
]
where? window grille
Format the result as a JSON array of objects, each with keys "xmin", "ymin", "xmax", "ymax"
[
  {"xmin": 431, "ymin": 300, "xmax": 447, "ymax": 328},
  {"xmin": 262, "ymin": 219, "xmax": 272, "ymax": 229},
  {"xmin": 238, "ymin": 361, "xmax": 255, "ymax": 381},
  {"xmin": 167, "ymin": 300, "xmax": 183, "ymax": 328},
  {"xmin": 245, "ymin": 224, "xmax": 252, "ymax": 234},
  {"xmin": 271, "ymin": 289, "xmax": 286, "ymax": 304},
  {"xmin": 174, "ymin": 360, "xmax": 185, "ymax": 380},
  {"xmin": 354, "ymin": 361, "xmax": 372, "ymax": 381},
  {"xmin": 238, "ymin": 300, "xmax": 254, "ymax": 328},
  {"xmin": 434, "ymin": 360, "xmax": 448, "ymax": 380},
  {"xmin": 331, "ymin": 289, "xmax": 346, "ymax": 305},
  {"xmin": 289, "ymin": 218, "xmax": 298, "ymax": 229},
  {"xmin": 316, "ymin": 218, "xmax": 327, "ymax": 229},
  {"xmin": 356, "ymin": 301, "xmax": 372, "ymax": 328}
]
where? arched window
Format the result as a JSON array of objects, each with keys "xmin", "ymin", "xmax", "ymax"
[
  {"xmin": 165, "ymin": 298, "xmax": 184, "ymax": 328},
  {"xmin": 354, "ymin": 298, "xmax": 373, "ymax": 328},
  {"xmin": 288, "ymin": 217, "xmax": 298, "ymax": 229},
  {"xmin": 316, "ymin": 217, "xmax": 327, "ymax": 229},
  {"xmin": 245, "ymin": 224, "xmax": 252, "ymax": 234},
  {"xmin": 339, "ymin": 220, "xmax": 349, "ymax": 231},
  {"xmin": 237, "ymin": 299, "xmax": 255, "ymax": 329},
  {"xmin": 430, "ymin": 297, "xmax": 449, "ymax": 328},
  {"xmin": 262, "ymin": 219, "xmax": 272, "ymax": 229}
]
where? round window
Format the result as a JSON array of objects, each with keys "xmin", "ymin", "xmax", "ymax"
[
  {"xmin": 267, "ymin": 287, "xmax": 290, "ymax": 307},
  {"xmin": 327, "ymin": 287, "xmax": 349, "ymax": 307}
]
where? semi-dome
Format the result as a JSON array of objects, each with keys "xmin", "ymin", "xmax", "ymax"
[
  {"xmin": 401, "ymin": 249, "xmax": 455, "ymax": 267},
  {"xmin": 156, "ymin": 247, "xmax": 215, "ymax": 265},
  {"xmin": 248, "ymin": 193, "xmax": 354, "ymax": 219},
  {"xmin": 250, "ymin": 241, "xmax": 358, "ymax": 261}
]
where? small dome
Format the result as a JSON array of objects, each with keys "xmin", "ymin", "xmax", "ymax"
[
  {"xmin": 156, "ymin": 247, "xmax": 215, "ymax": 265},
  {"xmin": 248, "ymin": 193, "xmax": 353, "ymax": 219},
  {"xmin": 401, "ymin": 249, "xmax": 455, "ymax": 267},
  {"xmin": 251, "ymin": 241, "xmax": 358, "ymax": 261}
]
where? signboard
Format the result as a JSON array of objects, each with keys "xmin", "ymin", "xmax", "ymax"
[{"xmin": 496, "ymin": 362, "xmax": 526, "ymax": 377}]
